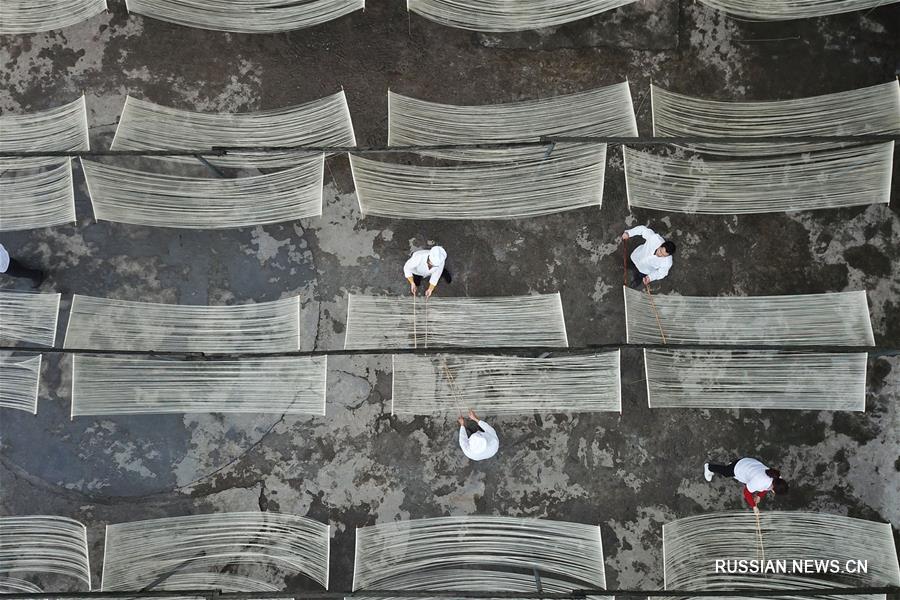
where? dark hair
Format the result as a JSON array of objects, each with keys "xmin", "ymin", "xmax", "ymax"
[
  {"xmin": 772, "ymin": 478, "xmax": 789, "ymax": 495},
  {"xmin": 765, "ymin": 468, "xmax": 781, "ymax": 478},
  {"xmin": 662, "ymin": 240, "xmax": 676, "ymax": 255}
]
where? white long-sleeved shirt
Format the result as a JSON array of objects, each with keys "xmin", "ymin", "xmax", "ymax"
[
  {"xmin": 626, "ymin": 225, "xmax": 673, "ymax": 282},
  {"xmin": 458, "ymin": 420, "xmax": 500, "ymax": 461},
  {"xmin": 0, "ymin": 244, "xmax": 9, "ymax": 273},
  {"xmin": 733, "ymin": 458, "xmax": 773, "ymax": 493},
  {"xmin": 403, "ymin": 250, "xmax": 445, "ymax": 286}
]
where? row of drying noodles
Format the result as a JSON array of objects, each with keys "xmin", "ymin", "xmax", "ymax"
[
  {"xmin": 4, "ymin": 81, "xmax": 898, "ymax": 230},
  {"xmin": 0, "ymin": 513, "xmax": 328, "ymax": 593},
  {"xmin": 663, "ymin": 511, "xmax": 900, "ymax": 594},
  {"xmin": 85, "ymin": 83, "xmax": 632, "ymax": 226},
  {"xmin": 0, "ymin": 0, "xmax": 107, "ymax": 34},
  {"xmin": 64, "ymin": 294, "xmax": 327, "ymax": 416},
  {"xmin": 0, "ymin": 91, "xmax": 355, "ymax": 231},
  {"xmin": 5, "ymin": 510, "xmax": 897, "ymax": 595},
  {"xmin": 351, "ymin": 83, "xmax": 636, "ymax": 219},
  {"xmin": 0, "ymin": 288, "xmax": 877, "ymax": 414},
  {"xmin": 391, "ymin": 352, "xmax": 622, "ymax": 415},
  {"xmin": 626, "ymin": 80, "xmax": 898, "ymax": 214},
  {"xmin": 3, "ymin": 286, "xmax": 876, "ymax": 351},
  {"xmin": 2, "ymin": 292, "xmax": 573, "ymax": 415},
  {"xmin": 343, "ymin": 292, "xmax": 569, "ymax": 349},
  {"xmin": 1, "ymin": 513, "xmax": 605, "ymax": 594},
  {"xmin": 353, "ymin": 516, "xmax": 607, "ymax": 593},
  {"xmin": 0, "ymin": 0, "xmax": 364, "ymax": 34},
  {"xmin": 407, "ymin": 0, "xmax": 900, "ymax": 30},
  {"xmin": 0, "ymin": 96, "xmax": 86, "ymax": 231},
  {"xmin": 83, "ymin": 90, "xmax": 357, "ymax": 229},
  {"xmin": 368, "ymin": 80, "xmax": 895, "ymax": 215},
  {"xmin": 624, "ymin": 287, "xmax": 873, "ymax": 411},
  {"xmin": 0, "ymin": 291, "xmax": 61, "ymax": 414},
  {"xmin": 0, "ymin": 516, "xmax": 92, "ymax": 592},
  {"xmin": 6, "ymin": 0, "xmax": 898, "ymax": 34}
]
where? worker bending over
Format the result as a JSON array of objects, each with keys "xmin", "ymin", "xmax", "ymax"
[
  {"xmin": 621, "ymin": 225, "xmax": 675, "ymax": 288},
  {"xmin": 458, "ymin": 409, "xmax": 499, "ymax": 461},
  {"xmin": 404, "ymin": 246, "xmax": 450, "ymax": 298},
  {"xmin": 705, "ymin": 457, "xmax": 789, "ymax": 512}
]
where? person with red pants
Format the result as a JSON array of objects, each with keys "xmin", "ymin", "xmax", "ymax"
[{"xmin": 705, "ymin": 457, "xmax": 789, "ymax": 513}]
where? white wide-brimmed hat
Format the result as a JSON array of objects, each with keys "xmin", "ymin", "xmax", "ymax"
[{"xmin": 428, "ymin": 246, "xmax": 447, "ymax": 266}]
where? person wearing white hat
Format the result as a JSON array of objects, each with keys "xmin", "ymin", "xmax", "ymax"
[
  {"xmin": 458, "ymin": 409, "xmax": 499, "ymax": 461},
  {"xmin": 403, "ymin": 245, "xmax": 451, "ymax": 298}
]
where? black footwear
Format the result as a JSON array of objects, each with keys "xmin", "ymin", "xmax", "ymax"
[{"xmin": 31, "ymin": 271, "xmax": 45, "ymax": 289}]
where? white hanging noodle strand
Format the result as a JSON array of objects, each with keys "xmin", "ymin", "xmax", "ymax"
[
  {"xmin": 0, "ymin": 353, "xmax": 42, "ymax": 414},
  {"xmin": 101, "ymin": 512, "xmax": 330, "ymax": 591},
  {"xmin": 643, "ymin": 349, "xmax": 867, "ymax": 411},
  {"xmin": 0, "ymin": 96, "xmax": 90, "ymax": 167},
  {"xmin": 387, "ymin": 84, "xmax": 637, "ymax": 162},
  {"xmin": 623, "ymin": 288, "xmax": 875, "ymax": 346},
  {"xmin": 64, "ymin": 294, "xmax": 301, "ymax": 353},
  {"xmin": 145, "ymin": 573, "xmax": 279, "ymax": 593},
  {"xmin": 80, "ymin": 156, "xmax": 324, "ymax": 228},
  {"xmin": 0, "ymin": 578, "xmax": 43, "ymax": 593},
  {"xmin": 352, "ymin": 516, "xmax": 606, "ymax": 591},
  {"xmin": 111, "ymin": 92, "xmax": 356, "ymax": 168},
  {"xmin": 391, "ymin": 352, "xmax": 621, "ymax": 415},
  {"xmin": 344, "ymin": 293, "xmax": 568, "ymax": 349},
  {"xmin": 0, "ymin": 516, "xmax": 91, "ymax": 590},
  {"xmin": 0, "ymin": 159, "xmax": 77, "ymax": 231},
  {"xmin": 0, "ymin": 0, "xmax": 107, "ymax": 34},
  {"xmin": 406, "ymin": 0, "xmax": 637, "ymax": 32},
  {"xmin": 355, "ymin": 569, "xmax": 597, "ymax": 600},
  {"xmin": 662, "ymin": 512, "xmax": 900, "ymax": 592},
  {"xmin": 0, "ymin": 291, "xmax": 61, "ymax": 347},
  {"xmin": 350, "ymin": 143, "xmax": 606, "ymax": 220},
  {"xmin": 651, "ymin": 81, "xmax": 900, "ymax": 156},
  {"xmin": 623, "ymin": 142, "xmax": 893, "ymax": 214},
  {"xmin": 124, "ymin": 0, "xmax": 364, "ymax": 33},
  {"xmin": 694, "ymin": 0, "xmax": 899, "ymax": 20},
  {"xmin": 71, "ymin": 354, "xmax": 327, "ymax": 416}
]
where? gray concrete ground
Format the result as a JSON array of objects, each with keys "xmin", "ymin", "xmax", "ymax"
[{"xmin": 1, "ymin": 0, "xmax": 899, "ymax": 593}]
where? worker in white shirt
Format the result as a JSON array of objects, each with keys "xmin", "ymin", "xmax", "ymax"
[
  {"xmin": 621, "ymin": 225, "xmax": 675, "ymax": 289},
  {"xmin": 0, "ymin": 243, "xmax": 44, "ymax": 288},
  {"xmin": 403, "ymin": 246, "xmax": 451, "ymax": 298},
  {"xmin": 458, "ymin": 409, "xmax": 499, "ymax": 461},
  {"xmin": 704, "ymin": 457, "xmax": 789, "ymax": 512}
]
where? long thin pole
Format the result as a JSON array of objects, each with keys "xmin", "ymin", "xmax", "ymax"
[
  {"xmin": 412, "ymin": 293, "xmax": 417, "ymax": 349},
  {"xmin": 3, "ymin": 134, "xmax": 897, "ymax": 158},
  {"xmin": 754, "ymin": 509, "xmax": 766, "ymax": 566},
  {"xmin": 16, "ymin": 343, "xmax": 888, "ymax": 358},
  {"xmin": 644, "ymin": 283, "xmax": 667, "ymax": 345},
  {"xmin": 440, "ymin": 356, "xmax": 465, "ymax": 418},
  {"xmin": 2, "ymin": 586, "xmax": 895, "ymax": 599}
]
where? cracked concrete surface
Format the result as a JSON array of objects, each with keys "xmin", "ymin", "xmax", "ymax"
[{"xmin": 1, "ymin": 0, "xmax": 899, "ymax": 593}]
